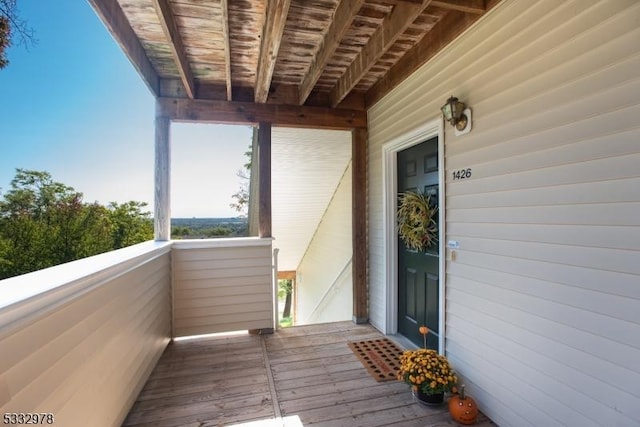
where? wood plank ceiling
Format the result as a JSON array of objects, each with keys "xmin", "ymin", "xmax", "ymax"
[{"xmin": 90, "ymin": 0, "xmax": 501, "ymax": 111}]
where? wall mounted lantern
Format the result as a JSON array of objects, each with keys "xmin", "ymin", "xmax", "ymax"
[{"xmin": 441, "ymin": 96, "xmax": 471, "ymax": 135}]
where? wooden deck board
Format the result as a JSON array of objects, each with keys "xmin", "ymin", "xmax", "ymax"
[
  {"xmin": 136, "ymin": 371, "xmax": 269, "ymax": 401},
  {"xmin": 122, "ymin": 321, "xmax": 497, "ymax": 427}
]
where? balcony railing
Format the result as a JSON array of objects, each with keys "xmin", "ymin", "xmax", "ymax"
[
  {"xmin": 172, "ymin": 238, "xmax": 275, "ymax": 337},
  {"xmin": 0, "ymin": 237, "xmax": 274, "ymax": 427}
]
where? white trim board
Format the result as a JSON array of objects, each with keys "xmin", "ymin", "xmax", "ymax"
[{"xmin": 381, "ymin": 117, "xmax": 446, "ymax": 353}]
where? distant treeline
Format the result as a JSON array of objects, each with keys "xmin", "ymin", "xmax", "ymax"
[
  {"xmin": 171, "ymin": 217, "xmax": 248, "ymax": 238},
  {"xmin": 0, "ymin": 170, "xmax": 251, "ymax": 280}
]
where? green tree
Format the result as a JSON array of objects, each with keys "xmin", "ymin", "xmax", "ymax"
[
  {"xmin": 203, "ymin": 226, "xmax": 232, "ymax": 237},
  {"xmin": 0, "ymin": 169, "xmax": 153, "ymax": 279},
  {"xmin": 0, "ymin": 235, "xmax": 11, "ymax": 272},
  {"xmin": 278, "ymin": 279, "xmax": 293, "ymax": 320},
  {"xmin": 108, "ymin": 201, "xmax": 153, "ymax": 249},
  {"xmin": 0, "ymin": 169, "xmax": 95, "ymax": 276},
  {"xmin": 0, "ymin": 0, "xmax": 36, "ymax": 69},
  {"xmin": 0, "ymin": 15, "xmax": 10, "ymax": 68},
  {"xmin": 171, "ymin": 225, "xmax": 192, "ymax": 238},
  {"xmin": 230, "ymin": 141, "xmax": 253, "ymax": 216},
  {"xmin": 47, "ymin": 195, "xmax": 113, "ymax": 263}
]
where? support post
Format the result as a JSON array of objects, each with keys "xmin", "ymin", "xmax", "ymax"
[
  {"xmin": 352, "ymin": 127, "xmax": 368, "ymax": 323},
  {"xmin": 258, "ymin": 122, "xmax": 272, "ymax": 238},
  {"xmin": 154, "ymin": 111, "xmax": 171, "ymax": 241},
  {"xmin": 248, "ymin": 128, "xmax": 260, "ymax": 236}
]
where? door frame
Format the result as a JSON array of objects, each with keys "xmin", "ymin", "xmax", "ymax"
[{"xmin": 382, "ymin": 117, "xmax": 445, "ymax": 353}]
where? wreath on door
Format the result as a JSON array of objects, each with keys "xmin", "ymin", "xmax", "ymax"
[{"xmin": 397, "ymin": 190, "xmax": 438, "ymax": 252}]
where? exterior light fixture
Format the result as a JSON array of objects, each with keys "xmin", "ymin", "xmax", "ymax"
[
  {"xmin": 441, "ymin": 96, "xmax": 471, "ymax": 135},
  {"xmin": 441, "ymin": 96, "xmax": 467, "ymax": 130}
]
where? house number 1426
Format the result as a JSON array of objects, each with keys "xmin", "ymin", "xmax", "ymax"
[{"xmin": 452, "ymin": 168, "xmax": 472, "ymax": 180}]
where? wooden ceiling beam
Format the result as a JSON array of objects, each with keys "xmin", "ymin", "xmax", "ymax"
[
  {"xmin": 330, "ymin": 0, "xmax": 432, "ymax": 108},
  {"xmin": 153, "ymin": 0, "xmax": 196, "ymax": 99},
  {"xmin": 255, "ymin": 0, "xmax": 292, "ymax": 103},
  {"xmin": 220, "ymin": 0, "xmax": 232, "ymax": 101},
  {"xmin": 431, "ymin": 0, "xmax": 486, "ymax": 14},
  {"xmin": 157, "ymin": 97, "xmax": 367, "ymax": 130},
  {"xmin": 88, "ymin": 0, "xmax": 160, "ymax": 96},
  {"xmin": 298, "ymin": 0, "xmax": 366, "ymax": 105},
  {"xmin": 365, "ymin": 0, "xmax": 502, "ymax": 107}
]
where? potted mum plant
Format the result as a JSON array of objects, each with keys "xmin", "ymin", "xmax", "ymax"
[{"xmin": 397, "ymin": 326, "xmax": 457, "ymax": 405}]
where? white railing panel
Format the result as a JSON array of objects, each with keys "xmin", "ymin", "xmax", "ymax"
[
  {"xmin": 0, "ymin": 241, "xmax": 172, "ymax": 427},
  {"xmin": 172, "ymin": 237, "xmax": 274, "ymax": 337}
]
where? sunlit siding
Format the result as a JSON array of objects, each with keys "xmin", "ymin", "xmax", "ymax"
[
  {"xmin": 272, "ymin": 127, "xmax": 352, "ymax": 271},
  {"xmin": 368, "ymin": 118, "xmax": 386, "ymax": 332},
  {"xmin": 172, "ymin": 238, "xmax": 274, "ymax": 336},
  {"xmin": 297, "ymin": 162, "xmax": 353, "ymax": 324},
  {"xmin": 367, "ymin": 0, "xmax": 640, "ymax": 426},
  {"xmin": 0, "ymin": 242, "xmax": 171, "ymax": 427}
]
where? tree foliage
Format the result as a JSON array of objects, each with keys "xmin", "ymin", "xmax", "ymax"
[
  {"xmin": 278, "ymin": 279, "xmax": 293, "ymax": 320},
  {"xmin": 229, "ymin": 167, "xmax": 249, "ymax": 215},
  {"xmin": 0, "ymin": 169, "xmax": 153, "ymax": 280},
  {"xmin": 0, "ymin": 15, "xmax": 9, "ymax": 69},
  {"xmin": 0, "ymin": 0, "xmax": 36, "ymax": 69},
  {"xmin": 108, "ymin": 201, "xmax": 153, "ymax": 249},
  {"xmin": 230, "ymin": 142, "xmax": 253, "ymax": 216}
]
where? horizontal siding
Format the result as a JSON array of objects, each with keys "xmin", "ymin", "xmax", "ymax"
[
  {"xmin": 366, "ymin": 100, "xmax": 387, "ymax": 331},
  {"xmin": 272, "ymin": 127, "xmax": 352, "ymax": 271},
  {"xmin": 0, "ymin": 242, "xmax": 172, "ymax": 427},
  {"xmin": 172, "ymin": 239, "xmax": 274, "ymax": 336},
  {"xmin": 296, "ymin": 162, "xmax": 353, "ymax": 324},
  {"xmin": 368, "ymin": 0, "xmax": 640, "ymax": 425}
]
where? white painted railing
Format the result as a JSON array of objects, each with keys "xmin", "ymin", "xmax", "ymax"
[
  {"xmin": 171, "ymin": 237, "xmax": 275, "ymax": 337},
  {"xmin": 272, "ymin": 247, "xmax": 280, "ymax": 330},
  {"xmin": 0, "ymin": 241, "xmax": 172, "ymax": 427},
  {"xmin": 0, "ymin": 237, "xmax": 276, "ymax": 426}
]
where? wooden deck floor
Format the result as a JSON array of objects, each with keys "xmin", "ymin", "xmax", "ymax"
[{"xmin": 122, "ymin": 322, "xmax": 496, "ymax": 427}]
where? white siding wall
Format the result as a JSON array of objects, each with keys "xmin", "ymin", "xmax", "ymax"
[
  {"xmin": 367, "ymin": 0, "xmax": 640, "ymax": 425},
  {"xmin": 296, "ymin": 163, "xmax": 353, "ymax": 324},
  {"xmin": 0, "ymin": 242, "xmax": 172, "ymax": 427},
  {"xmin": 172, "ymin": 238, "xmax": 274, "ymax": 336}
]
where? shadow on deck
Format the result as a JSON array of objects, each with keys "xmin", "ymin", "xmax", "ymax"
[{"xmin": 122, "ymin": 321, "xmax": 496, "ymax": 426}]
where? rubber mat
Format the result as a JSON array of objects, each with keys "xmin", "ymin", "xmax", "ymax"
[{"xmin": 348, "ymin": 338, "xmax": 404, "ymax": 382}]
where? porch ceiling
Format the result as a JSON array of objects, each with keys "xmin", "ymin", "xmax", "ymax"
[{"xmin": 89, "ymin": 0, "xmax": 502, "ymax": 111}]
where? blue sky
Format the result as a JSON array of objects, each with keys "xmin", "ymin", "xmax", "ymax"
[{"xmin": 0, "ymin": 1, "xmax": 251, "ymax": 218}]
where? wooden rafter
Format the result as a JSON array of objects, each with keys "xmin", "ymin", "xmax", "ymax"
[
  {"xmin": 255, "ymin": 0, "xmax": 292, "ymax": 103},
  {"xmin": 298, "ymin": 0, "xmax": 366, "ymax": 105},
  {"xmin": 157, "ymin": 97, "xmax": 367, "ymax": 130},
  {"xmin": 220, "ymin": 0, "xmax": 232, "ymax": 101},
  {"xmin": 365, "ymin": 0, "xmax": 501, "ymax": 107},
  {"xmin": 153, "ymin": 0, "xmax": 195, "ymax": 99},
  {"xmin": 92, "ymin": 0, "xmax": 502, "ymax": 110},
  {"xmin": 330, "ymin": 0, "xmax": 432, "ymax": 107},
  {"xmin": 431, "ymin": 0, "xmax": 485, "ymax": 14},
  {"xmin": 88, "ymin": 0, "xmax": 160, "ymax": 96},
  {"xmin": 365, "ymin": 11, "xmax": 471, "ymax": 107}
]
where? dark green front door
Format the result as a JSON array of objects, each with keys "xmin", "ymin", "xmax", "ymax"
[{"xmin": 397, "ymin": 137, "xmax": 439, "ymax": 349}]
